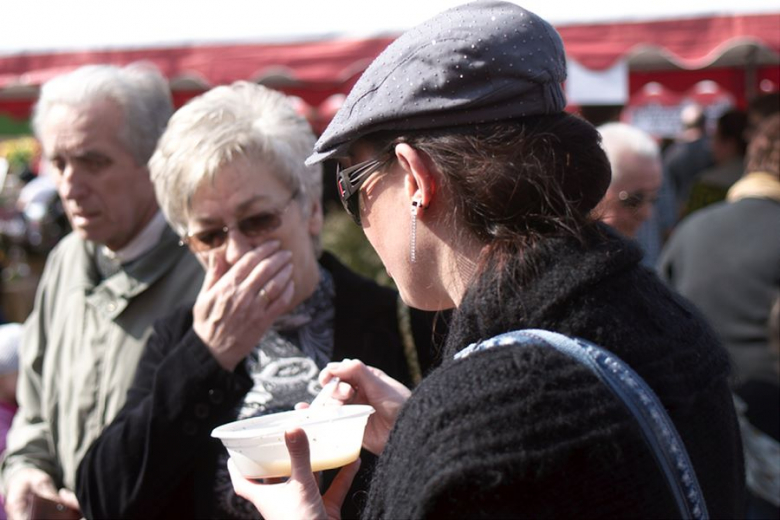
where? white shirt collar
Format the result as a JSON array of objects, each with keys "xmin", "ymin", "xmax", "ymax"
[{"xmin": 102, "ymin": 211, "xmax": 167, "ymax": 265}]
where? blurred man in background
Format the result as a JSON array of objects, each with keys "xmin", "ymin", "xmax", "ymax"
[
  {"xmin": 664, "ymin": 104, "xmax": 714, "ymax": 217},
  {"xmin": 594, "ymin": 122, "xmax": 663, "ymax": 241},
  {"xmin": 0, "ymin": 64, "xmax": 203, "ymax": 519},
  {"xmin": 684, "ymin": 108, "xmax": 748, "ymax": 215}
]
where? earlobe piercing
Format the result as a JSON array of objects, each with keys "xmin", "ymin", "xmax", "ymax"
[{"xmin": 411, "ymin": 200, "xmax": 422, "ymax": 263}]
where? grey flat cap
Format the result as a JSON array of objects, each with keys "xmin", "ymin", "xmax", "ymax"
[{"xmin": 307, "ymin": 0, "xmax": 567, "ymax": 165}]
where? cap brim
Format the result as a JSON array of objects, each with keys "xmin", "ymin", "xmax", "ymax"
[{"xmin": 305, "ymin": 141, "xmax": 351, "ymax": 166}]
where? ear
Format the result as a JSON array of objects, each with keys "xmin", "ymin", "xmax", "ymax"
[
  {"xmin": 307, "ymin": 196, "xmax": 324, "ymax": 236},
  {"xmin": 394, "ymin": 143, "xmax": 436, "ymax": 208}
]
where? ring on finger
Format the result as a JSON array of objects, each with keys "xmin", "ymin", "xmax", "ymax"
[{"xmin": 259, "ymin": 287, "xmax": 270, "ymax": 305}]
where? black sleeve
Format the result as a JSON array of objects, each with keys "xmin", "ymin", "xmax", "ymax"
[
  {"xmin": 75, "ymin": 308, "xmax": 253, "ymax": 519},
  {"xmin": 364, "ymin": 345, "xmax": 679, "ymax": 519}
]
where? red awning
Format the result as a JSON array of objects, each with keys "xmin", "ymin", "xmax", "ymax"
[
  {"xmin": 0, "ymin": 12, "xmax": 777, "ymax": 122},
  {"xmin": 0, "ymin": 38, "xmax": 395, "ymax": 98},
  {"xmin": 556, "ymin": 13, "xmax": 780, "ymax": 70}
]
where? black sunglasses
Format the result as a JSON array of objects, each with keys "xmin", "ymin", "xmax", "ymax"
[
  {"xmin": 336, "ymin": 150, "xmax": 393, "ymax": 225},
  {"xmin": 182, "ymin": 192, "xmax": 298, "ymax": 252},
  {"xmin": 618, "ymin": 190, "xmax": 658, "ymax": 210}
]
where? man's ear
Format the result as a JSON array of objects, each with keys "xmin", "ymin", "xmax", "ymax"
[{"xmin": 394, "ymin": 143, "xmax": 435, "ymax": 208}]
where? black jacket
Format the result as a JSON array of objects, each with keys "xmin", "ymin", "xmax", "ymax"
[
  {"xmin": 364, "ymin": 226, "xmax": 745, "ymax": 519},
  {"xmin": 76, "ymin": 252, "xmax": 445, "ymax": 519}
]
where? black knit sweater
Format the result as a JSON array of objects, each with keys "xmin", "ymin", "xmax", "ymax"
[{"xmin": 362, "ymin": 225, "xmax": 745, "ymax": 519}]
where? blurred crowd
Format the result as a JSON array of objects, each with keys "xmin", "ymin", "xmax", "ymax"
[
  {"xmin": 594, "ymin": 93, "xmax": 780, "ymax": 519},
  {"xmin": 0, "ymin": 2, "xmax": 776, "ymax": 519}
]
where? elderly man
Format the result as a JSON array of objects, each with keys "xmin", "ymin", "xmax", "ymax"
[
  {"xmin": 0, "ymin": 64, "xmax": 203, "ymax": 519},
  {"xmin": 593, "ymin": 122, "xmax": 663, "ymax": 240}
]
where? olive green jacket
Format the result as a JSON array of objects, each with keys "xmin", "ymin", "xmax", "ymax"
[{"xmin": 0, "ymin": 226, "xmax": 203, "ymax": 492}]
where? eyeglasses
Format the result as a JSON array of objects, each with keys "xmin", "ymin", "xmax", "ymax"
[
  {"xmin": 336, "ymin": 150, "xmax": 393, "ymax": 225},
  {"xmin": 618, "ymin": 190, "xmax": 658, "ymax": 210},
  {"xmin": 182, "ymin": 192, "xmax": 298, "ymax": 252}
]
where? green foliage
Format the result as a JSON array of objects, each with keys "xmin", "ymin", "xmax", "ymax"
[
  {"xmin": 0, "ymin": 136, "xmax": 39, "ymax": 171},
  {"xmin": 0, "ymin": 116, "xmax": 32, "ymax": 140},
  {"xmin": 321, "ymin": 201, "xmax": 394, "ymax": 289}
]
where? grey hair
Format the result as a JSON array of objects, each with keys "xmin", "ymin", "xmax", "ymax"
[
  {"xmin": 597, "ymin": 122, "xmax": 660, "ymax": 183},
  {"xmin": 32, "ymin": 62, "xmax": 173, "ymax": 166},
  {"xmin": 149, "ymin": 81, "xmax": 323, "ymax": 248}
]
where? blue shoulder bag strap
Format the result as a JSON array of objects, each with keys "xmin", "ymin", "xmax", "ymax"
[{"xmin": 455, "ymin": 329, "xmax": 709, "ymax": 520}]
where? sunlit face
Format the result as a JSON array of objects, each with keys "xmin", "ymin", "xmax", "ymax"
[
  {"xmin": 187, "ymin": 156, "xmax": 322, "ymax": 309},
  {"xmin": 596, "ymin": 153, "xmax": 662, "ymax": 238},
  {"xmin": 41, "ymin": 100, "xmax": 158, "ymax": 250}
]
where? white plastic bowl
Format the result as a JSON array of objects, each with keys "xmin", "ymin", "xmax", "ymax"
[{"xmin": 211, "ymin": 404, "xmax": 375, "ymax": 479}]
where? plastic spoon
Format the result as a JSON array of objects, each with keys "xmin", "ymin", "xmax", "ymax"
[{"xmin": 310, "ymin": 377, "xmax": 341, "ymax": 407}]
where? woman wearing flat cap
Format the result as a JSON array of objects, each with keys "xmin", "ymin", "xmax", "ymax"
[
  {"xmin": 230, "ymin": 1, "xmax": 745, "ymax": 518},
  {"xmin": 74, "ymin": 81, "xmax": 443, "ymax": 519}
]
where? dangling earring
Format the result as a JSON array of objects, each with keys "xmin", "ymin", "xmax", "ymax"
[{"xmin": 410, "ymin": 200, "xmax": 421, "ymax": 263}]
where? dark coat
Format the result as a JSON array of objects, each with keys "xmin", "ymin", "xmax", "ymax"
[
  {"xmin": 364, "ymin": 225, "xmax": 745, "ymax": 519},
  {"xmin": 659, "ymin": 198, "xmax": 780, "ymax": 392},
  {"xmin": 76, "ymin": 252, "xmax": 445, "ymax": 519}
]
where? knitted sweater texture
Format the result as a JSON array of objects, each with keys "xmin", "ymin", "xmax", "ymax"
[{"xmin": 362, "ymin": 226, "xmax": 745, "ymax": 519}]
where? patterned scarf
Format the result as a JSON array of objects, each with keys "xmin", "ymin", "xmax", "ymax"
[{"xmin": 213, "ymin": 266, "xmax": 336, "ymax": 518}]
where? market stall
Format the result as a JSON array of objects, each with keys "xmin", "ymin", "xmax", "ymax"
[{"xmin": 0, "ymin": 1, "xmax": 778, "ymax": 135}]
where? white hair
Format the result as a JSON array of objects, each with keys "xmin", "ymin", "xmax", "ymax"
[
  {"xmin": 32, "ymin": 62, "xmax": 173, "ymax": 166},
  {"xmin": 149, "ymin": 81, "xmax": 323, "ymax": 247},
  {"xmin": 597, "ymin": 122, "xmax": 661, "ymax": 183}
]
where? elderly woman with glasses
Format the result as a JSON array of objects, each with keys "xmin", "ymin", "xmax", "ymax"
[
  {"xmin": 74, "ymin": 81, "xmax": 442, "ymax": 519},
  {"xmin": 229, "ymin": 2, "xmax": 744, "ymax": 519}
]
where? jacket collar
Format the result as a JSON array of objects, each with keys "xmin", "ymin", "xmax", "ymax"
[
  {"xmin": 85, "ymin": 225, "xmax": 193, "ymax": 319},
  {"xmin": 445, "ymin": 224, "xmax": 643, "ymax": 357},
  {"xmin": 726, "ymin": 172, "xmax": 780, "ymax": 203}
]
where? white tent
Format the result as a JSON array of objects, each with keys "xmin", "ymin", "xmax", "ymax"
[{"xmin": 3, "ymin": 0, "xmax": 777, "ymax": 53}]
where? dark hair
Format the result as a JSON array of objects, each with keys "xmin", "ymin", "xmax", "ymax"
[
  {"xmin": 748, "ymin": 92, "xmax": 780, "ymax": 119},
  {"xmin": 746, "ymin": 113, "xmax": 780, "ymax": 179},
  {"xmin": 366, "ymin": 112, "xmax": 611, "ymax": 280},
  {"xmin": 716, "ymin": 109, "xmax": 749, "ymax": 156}
]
